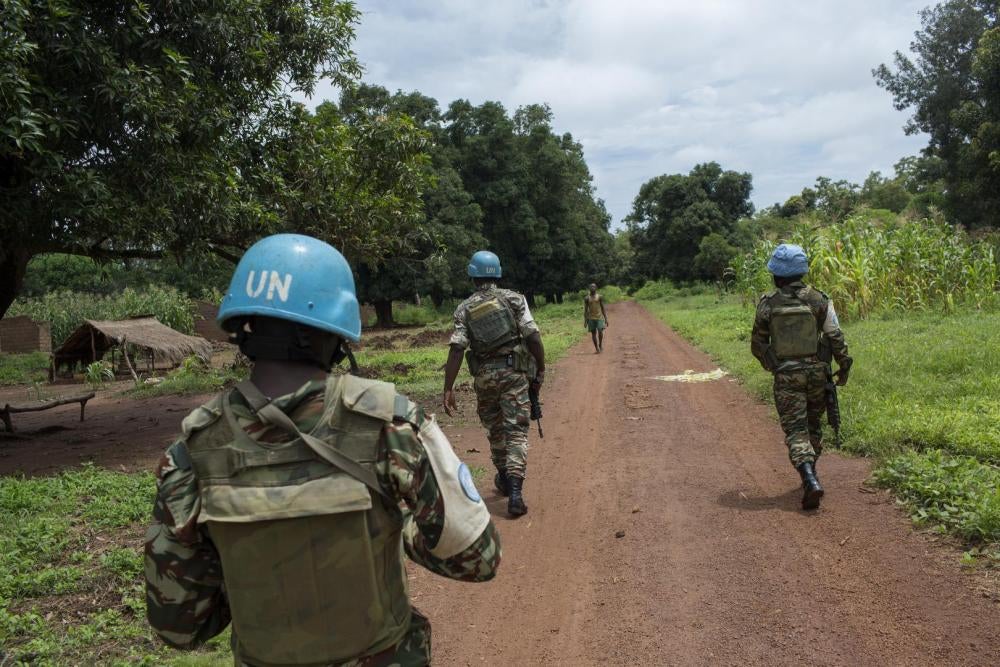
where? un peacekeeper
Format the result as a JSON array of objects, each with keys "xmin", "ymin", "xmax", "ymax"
[
  {"xmin": 144, "ymin": 234, "xmax": 500, "ymax": 667},
  {"xmin": 583, "ymin": 283, "xmax": 609, "ymax": 353},
  {"xmin": 750, "ymin": 243, "xmax": 852, "ymax": 510},
  {"xmin": 442, "ymin": 250, "xmax": 545, "ymax": 518}
]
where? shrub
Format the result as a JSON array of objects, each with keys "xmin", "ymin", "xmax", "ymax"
[{"xmin": 632, "ymin": 280, "xmax": 676, "ymax": 301}]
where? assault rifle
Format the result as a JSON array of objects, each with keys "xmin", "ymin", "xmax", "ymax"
[
  {"xmin": 529, "ymin": 379, "xmax": 543, "ymax": 438},
  {"xmin": 818, "ymin": 336, "xmax": 843, "ymax": 446},
  {"xmin": 825, "ymin": 369, "xmax": 841, "ymax": 447}
]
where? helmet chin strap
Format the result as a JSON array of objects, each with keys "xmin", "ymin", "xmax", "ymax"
[
  {"xmin": 343, "ymin": 343, "xmax": 360, "ymax": 375},
  {"xmin": 235, "ymin": 317, "xmax": 349, "ymax": 372}
]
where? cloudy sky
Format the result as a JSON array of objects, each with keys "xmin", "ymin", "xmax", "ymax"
[{"xmin": 310, "ymin": 0, "xmax": 930, "ymax": 226}]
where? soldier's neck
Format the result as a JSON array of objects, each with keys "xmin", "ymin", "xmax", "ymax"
[{"xmin": 250, "ymin": 361, "xmax": 327, "ymax": 399}]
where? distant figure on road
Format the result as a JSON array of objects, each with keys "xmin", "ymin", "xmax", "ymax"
[
  {"xmin": 443, "ymin": 250, "xmax": 546, "ymax": 517},
  {"xmin": 583, "ymin": 283, "xmax": 608, "ymax": 353},
  {"xmin": 145, "ymin": 234, "xmax": 499, "ymax": 666},
  {"xmin": 750, "ymin": 244, "xmax": 853, "ymax": 510}
]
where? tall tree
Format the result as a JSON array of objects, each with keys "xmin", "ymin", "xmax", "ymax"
[
  {"xmin": 0, "ymin": 0, "xmax": 424, "ymax": 318},
  {"xmin": 627, "ymin": 163, "xmax": 753, "ymax": 282},
  {"xmin": 874, "ymin": 0, "xmax": 1000, "ymax": 225}
]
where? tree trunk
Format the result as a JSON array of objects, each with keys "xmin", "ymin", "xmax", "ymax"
[
  {"xmin": 525, "ymin": 292, "xmax": 536, "ymax": 308},
  {"xmin": 0, "ymin": 245, "xmax": 32, "ymax": 319},
  {"xmin": 431, "ymin": 292, "xmax": 444, "ymax": 308},
  {"xmin": 373, "ymin": 300, "xmax": 395, "ymax": 328},
  {"xmin": 556, "ymin": 292, "xmax": 564, "ymax": 304}
]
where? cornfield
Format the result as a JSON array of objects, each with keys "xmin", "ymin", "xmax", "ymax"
[
  {"xmin": 8, "ymin": 286, "xmax": 197, "ymax": 346},
  {"xmin": 730, "ymin": 217, "xmax": 1000, "ymax": 319}
]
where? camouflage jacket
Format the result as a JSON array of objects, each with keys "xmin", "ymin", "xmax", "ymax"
[
  {"xmin": 751, "ymin": 281, "xmax": 851, "ymax": 373},
  {"xmin": 144, "ymin": 378, "xmax": 501, "ymax": 663},
  {"xmin": 449, "ymin": 283, "xmax": 540, "ymax": 354}
]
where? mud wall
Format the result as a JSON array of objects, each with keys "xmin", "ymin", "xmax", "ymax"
[{"xmin": 0, "ymin": 316, "xmax": 52, "ymax": 354}]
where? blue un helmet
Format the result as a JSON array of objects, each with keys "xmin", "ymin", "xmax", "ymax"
[
  {"xmin": 767, "ymin": 243, "xmax": 809, "ymax": 278},
  {"xmin": 468, "ymin": 250, "xmax": 502, "ymax": 278},
  {"xmin": 217, "ymin": 234, "xmax": 361, "ymax": 343}
]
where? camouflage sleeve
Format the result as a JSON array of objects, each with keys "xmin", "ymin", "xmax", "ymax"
[
  {"xmin": 449, "ymin": 303, "xmax": 470, "ymax": 349},
  {"xmin": 822, "ymin": 301, "xmax": 852, "ymax": 368},
  {"xmin": 378, "ymin": 413, "xmax": 500, "ymax": 582},
  {"xmin": 144, "ymin": 442, "xmax": 231, "ymax": 649},
  {"xmin": 507, "ymin": 291, "xmax": 540, "ymax": 337},
  {"xmin": 750, "ymin": 298, "xmax": 773, "ymax": 370}
]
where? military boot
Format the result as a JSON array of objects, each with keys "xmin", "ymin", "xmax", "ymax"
[
  {"xmin": 494, "ymin": 471, "xmax": 510, "ymax": 497},
  {"xmin": 796, "ymin": 461, "xmax": 824, "ymax": 510},
  {"xmin": 507, "ymin": 475, "xmax": 528, "ymax": 516}
]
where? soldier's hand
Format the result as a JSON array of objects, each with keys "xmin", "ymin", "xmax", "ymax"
[
  {"xmin": 834, "ymin": 368, "xmax": 849, "ymax": 386},
  {"xmin": 443, "ymin": 388, "xmax": 458, "ymax": 416}
]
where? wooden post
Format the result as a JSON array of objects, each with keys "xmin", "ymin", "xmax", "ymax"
[
  {"xmin": 89, "ymin": 327, "xmax": 96, "ymax": 363},
  {"xmin": 121, "ymin": 337, "xmax": 140, "ymax": 383}
]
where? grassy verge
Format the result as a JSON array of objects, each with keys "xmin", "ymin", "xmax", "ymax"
[
  {"xmin": 640, "ymin": 293, "xmax": 1000, "ymax": 556},
  {"xmin": 0, "ymin": 465, "xmax": 231, "ymax": 665},
  {"xmin": 0, "ymin": 352, "xmax": 50, "ymax": 387}
]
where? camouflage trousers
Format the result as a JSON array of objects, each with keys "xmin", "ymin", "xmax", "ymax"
[
  {"xmin": 474, "ymin": 367, "xmax": 530, "ymax": 479},
  {"xmin": 773, "ymin": 365, "xmax": 827, "ymax": 468}
]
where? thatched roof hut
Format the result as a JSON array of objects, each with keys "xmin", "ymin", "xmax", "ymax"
[{"xmin": 53, "ymin": 317, "xmax": 212, "ymax": 375}]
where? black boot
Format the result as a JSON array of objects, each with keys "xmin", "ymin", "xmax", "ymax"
[
  {"xmin": 494, "ymin": 471, "xmax": 509, "ymax": 497},
  {"xmin": 507, "ymin": 475, "xmax": 528, "ymax": 516},
  {"xmin": 796, "ymin": 462, "xmax": 824, "ymax": 510}
]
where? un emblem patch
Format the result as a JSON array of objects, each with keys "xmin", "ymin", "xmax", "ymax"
[{"xmin": 457, "ymin": 463, "xmax": 481, "ymax": 502}]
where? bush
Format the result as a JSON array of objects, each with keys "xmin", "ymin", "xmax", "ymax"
[
  {"xmin": 8, "ymin": 286, "xmax": 197, "ymax": 346},
  {"xmin": 632, "ymin": 280, "xmax": 676, "ymax": 301}
]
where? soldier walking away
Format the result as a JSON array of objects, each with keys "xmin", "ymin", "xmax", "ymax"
[
  {"xmin": 750, "ymin": 244, "xmax": 852, "ymax": 510},
  {"xmin": 583, "ymin": 283, "xmax": 609, "ymax": 353},
  {"xmin": 442, "ymin": 250, "xmax": 546, "ymax": 518},
  {"xmin": 144, "ymin": 234, "xmax": 500, "ymax": 666}
]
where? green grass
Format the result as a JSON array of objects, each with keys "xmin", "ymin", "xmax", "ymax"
[
  {"xmin": 0, "ymin": 352, "xmax": 50, "ymax": 387},
  {"xmin": 640, "ymin": 293, "xmax": 1000, "ymax": 553},
  {"xmin": 126, "ymin": 366, "xmax": 247, "ymax": 399},
  {"xmin": 0, "ymin": 465, "xmax": 232, "ymax": 665}
]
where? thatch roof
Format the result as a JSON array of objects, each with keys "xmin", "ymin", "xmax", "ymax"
[{"xmin": 54, "ymin": 316, "xmax": 212, "ymax": 366}]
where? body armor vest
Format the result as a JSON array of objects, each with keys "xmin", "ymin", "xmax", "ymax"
[
  {"xmin": 183, "ymin": 375, "xmax": 410, "ymax": 667},
  {"xmin": 769, "ymin": 289, "xmax": 820, "ymax": 360},
  {"xmin": 467, "ymin": 291, "xmax": 519, "ymax": 357}
]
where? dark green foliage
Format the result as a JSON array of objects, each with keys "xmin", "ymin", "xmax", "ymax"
[
  {"xmin": 0, "ymin": 0, "xmax": 438, "ymax": 319},
  {"xmin": 626, "ymin": 162, "xmax": 753, "ymax": 282},
  {"xmin": 875, "ymin": 0, "xmax": 1000, "ymax": 227}
]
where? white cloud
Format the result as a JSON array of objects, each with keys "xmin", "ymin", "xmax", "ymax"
[{"xmin": 309, "ymin": 0, "xmax": 930, "ymax": 224}]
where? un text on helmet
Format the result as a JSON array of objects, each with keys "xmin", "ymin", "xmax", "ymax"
[{"xmin": 246, "ymin": 271, "xmax": 293, "ymax": 302}]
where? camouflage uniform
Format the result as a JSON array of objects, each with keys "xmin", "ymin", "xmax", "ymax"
[
  {"xmin": 450, "ymin": 284, "xmax": 539, "ymax": 479},
  {"xmin": 750, "ymin": 281, "xmax": 851, "ymax": 467},
  {"xmin": 145, "ymin": 377, "xmax": 500, "ymax": 666}
]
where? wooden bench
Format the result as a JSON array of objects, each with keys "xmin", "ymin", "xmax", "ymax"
[{"xmin": 0, "ymin": 392, "xmax": 96, "ymax": 433}]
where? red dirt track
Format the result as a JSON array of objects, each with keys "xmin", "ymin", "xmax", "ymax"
[
  {"xmin": 1, "ymin": 301, "xmax": 998, "ymax": 665},
  {"xmin": 409, "ymin": 301, "xmax": 1000, "ymax": 666}
]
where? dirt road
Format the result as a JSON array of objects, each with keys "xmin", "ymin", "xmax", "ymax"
[{"xmin": 410, "ymin": 301, "xmax": 1000, "ymax": 666}]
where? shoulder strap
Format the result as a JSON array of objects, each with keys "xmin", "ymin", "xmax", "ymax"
[{"xmin": 234, "ymin": 380, "xmax": 391, "ymax": 501}]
